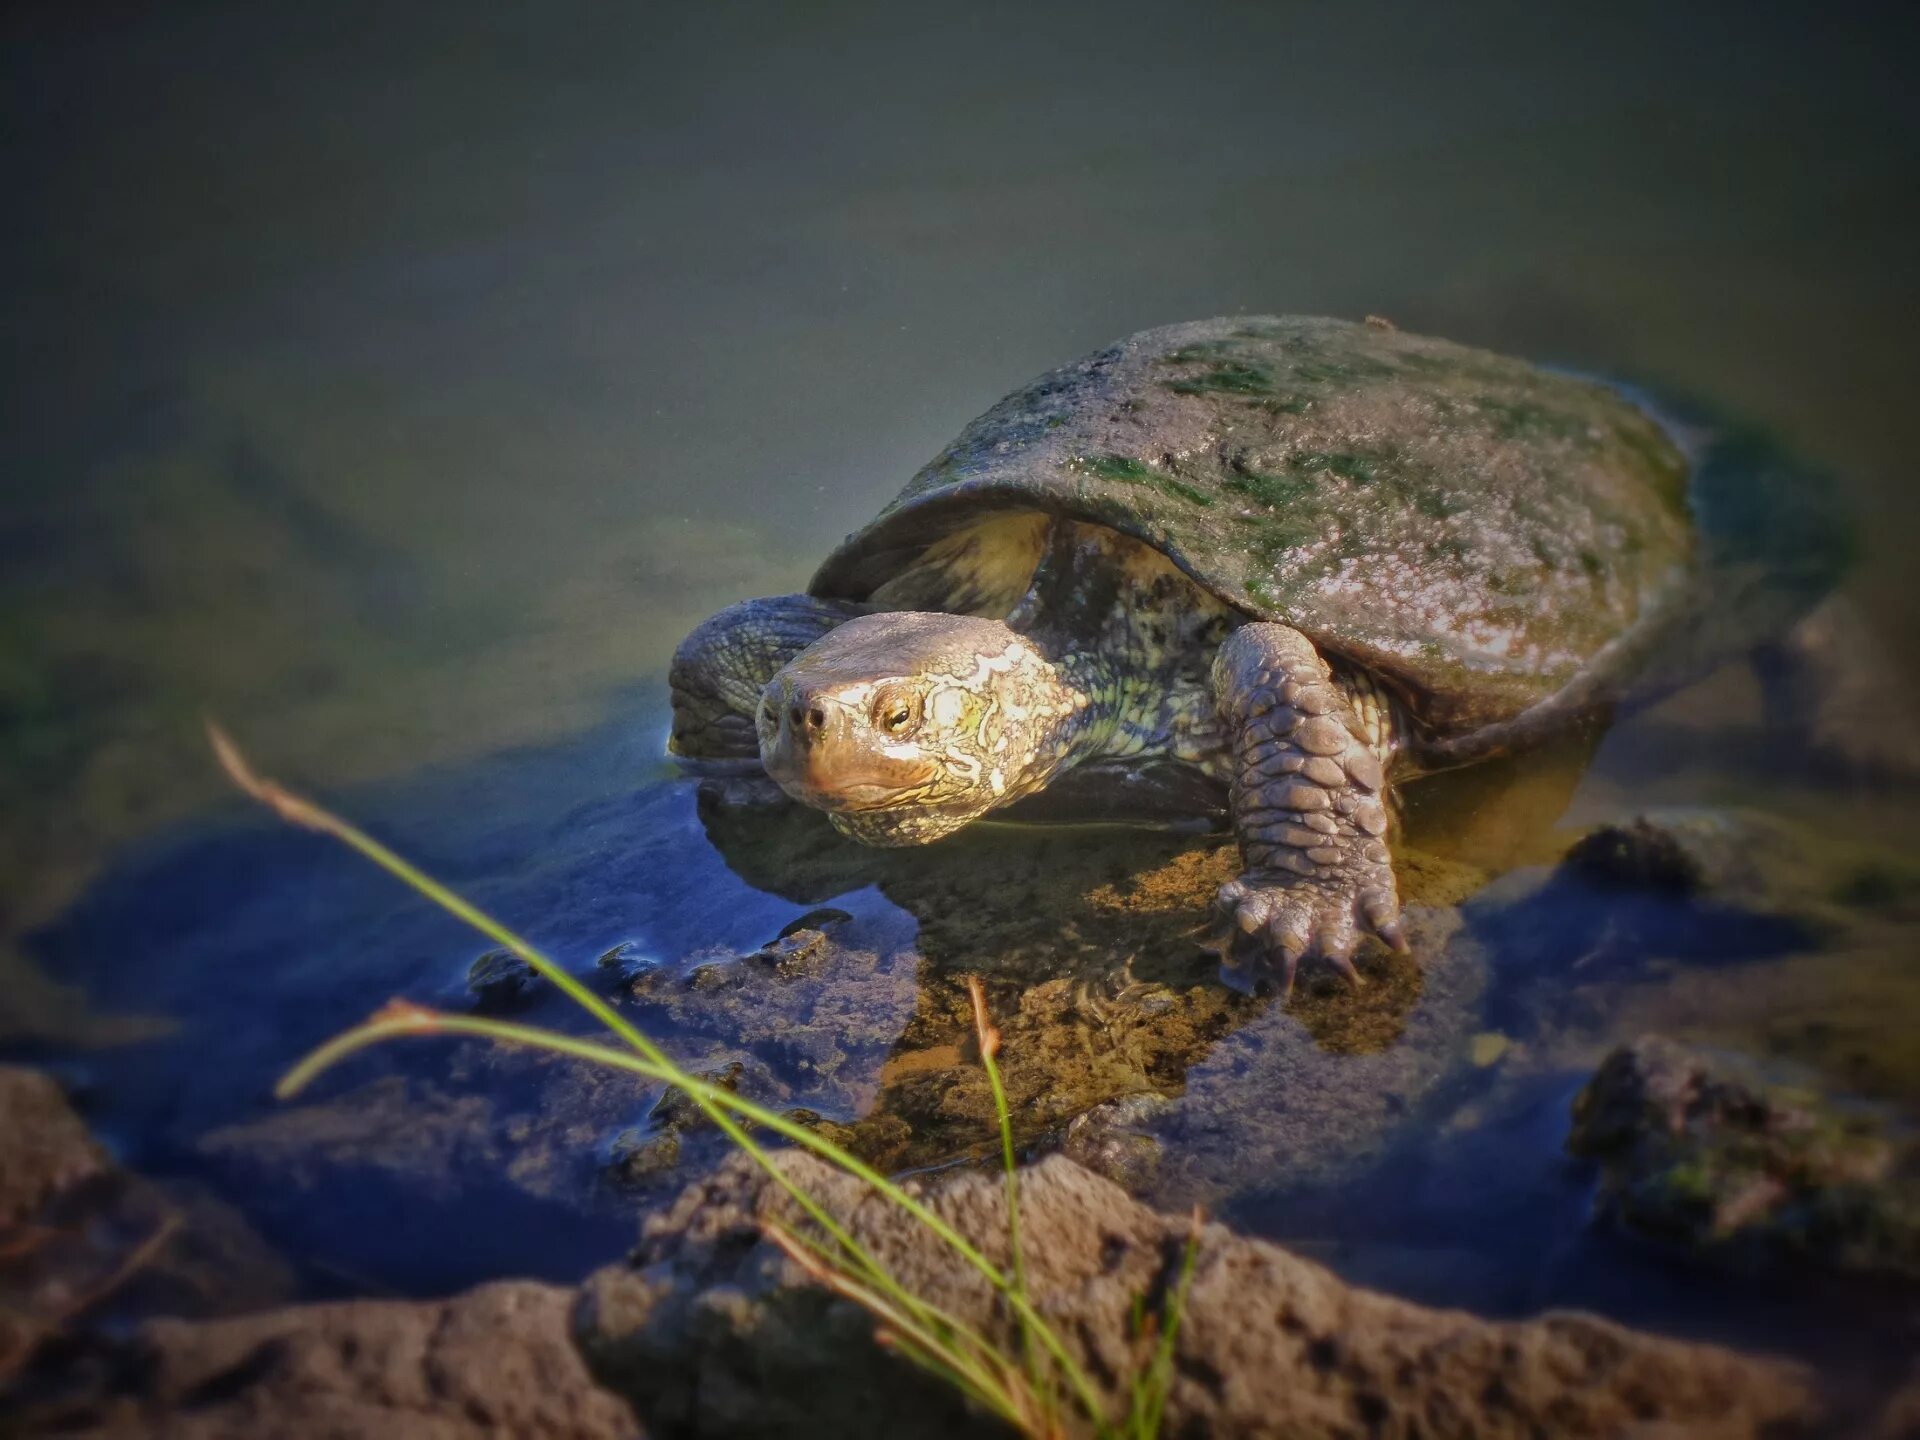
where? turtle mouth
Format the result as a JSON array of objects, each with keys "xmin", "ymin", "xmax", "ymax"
[
  {"xmin": 793, "ymin": 776, "xmax": 922, "ymax": 811},
  {"xmin": 761, "ymin": 747, "xmax": 937, "ymax": 812}
]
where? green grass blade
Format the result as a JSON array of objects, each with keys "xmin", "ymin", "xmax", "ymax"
[
  {"xmin": 219, "ymin": 724, "xmax": 1110, "ymax": 1430},
  {"xmin": 1129, "ymin": 1212, "xmax": 1202, "ymax": 1440},
  {"xmin": 214, "ymin": 724, "xmax": 978, "ymax": 1354},
  {"xmin": 969, "ymin": 978, "xmax": 1049, "ymax": 1424},
  {"xmin": 278, "ymin": 1009, "xmax": 1010, "ymax": 1373}
]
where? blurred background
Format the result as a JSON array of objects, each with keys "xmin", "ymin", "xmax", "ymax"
[
  {"xmin": 5, "ymin": 2, "xmax": 1917, "ymax": 994},
  {"xmin": 3, "ymin": 0, "xmax": 1920, "ymax": 1329}
]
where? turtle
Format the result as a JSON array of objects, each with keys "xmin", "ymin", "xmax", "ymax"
[{"xmin": 668, "ymin": 315, "xmax": 1843, "ymax": 991}]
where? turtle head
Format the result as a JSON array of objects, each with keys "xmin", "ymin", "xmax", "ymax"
[{"xmin": 757, "ymin": 611, "xmax": 1079, "ymax": 846}]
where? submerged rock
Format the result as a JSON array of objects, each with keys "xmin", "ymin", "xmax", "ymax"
[
  {"xmin": 604, "ymin": 1062, "xmax": 757, "ymax": 1191},
  {"xmin": 1568, "ymin": 1036, "xmax": 1920, "ymax": 1283},
  {"xmin": 1060, "ymin": 1092, "xmax": 1174, "ymax": 1191},
  {"xmin": 1472, "ymin": 808, "xmax": 1830, "ymax": 985},
  {"xmin": 595, "ymin": 940, "xmax": 663, "ymax": 989},
  {"xmin": 466, "ymin": 947, "xmax": 546, "ymax": 1011},
  {"xmin": 576, "ymin": 1150, "xmax": 1827, "ymax": 1439}
]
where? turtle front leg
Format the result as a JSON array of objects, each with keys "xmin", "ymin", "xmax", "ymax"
[
  {"xmin": 1210, "ymin": 622, "xmax": 1408, "ymax": 993},
  {"xmin": 670, "ymin": 595, "xmax": 868, "ymax": 761}
]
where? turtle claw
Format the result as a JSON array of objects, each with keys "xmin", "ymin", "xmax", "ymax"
[
  {"xmin": 1322, "ymin": 932, "xmax": 1364, "ymax": 988},
  {"xmin": 1362, "ymin": 894, "xmax": 1411, "ymax": 955},
  {"xmin": 1211, "ymin": 866, "xmax": 1400, "ymax": 993},
  {"xmin": 1269, "ymin": 925, "xmax": 1306, "ymax": 999}
]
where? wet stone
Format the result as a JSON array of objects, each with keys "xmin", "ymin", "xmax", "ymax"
[
  {"xmin": 775, "ymin": 907, "xmax": 853, "ymax": 938},
  {"xmin": 751, "ymin": 928, "xmax": 834, "ymax": 977},
  {"xmin": 1060, "ymin": 1092, "xmax": 1174, "ymax": 1192},
  {"xmin": 1568, "ymin": 1037, "xmax": 1920, "ymax": 1285},
  {"xmin": 685, "ymin": 962, "xmax": 742, "ymax": 993},
  {"xmin": 465, "ymin": 949, "xmax": 544, "ymax": 1013},
  {"xmin": 595, "ymin": 940, "xmax": 662, "ymax": 989},
  {"xmin": 604, "ymin": 1128, "xmax": 682, "ymax": 1187},
  {"xmin": 649, "ymin": 1061, "xmax": 747, "ymax": 1136}
]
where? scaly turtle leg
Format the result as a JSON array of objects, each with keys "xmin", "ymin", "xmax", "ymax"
[
  {"xmin": 669, "ymin": 595, "xmax": 868, "ymax": 762},
  {"xmin": 1210, "ymin": 622, "xmax": 1408, "ymax": 994}
]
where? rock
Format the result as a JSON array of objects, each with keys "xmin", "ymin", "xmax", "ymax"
[
  {"xmin": 200, "ymin": 916, "xmax": 914, "ymax": 1228},
  {"xmin": 1564, "ymin": 814, "xmax": 1729, "ymax": 895},
  {"xmin": 0, "ymin": 1066, "xmax": 107, "ymax": 1225},
  {"xmin": 1053, "ymin": 903, "xmax": 1491, "ymax": 1213},
  {"xmin": 775, "ymin": 907, "xmax": 854, "ymax": 939},
  {"xmin": 1560, "ymin": 808, "xmax": 1844, "ymax": 920},
  {"xmin": 575, "ymin": 1150, "xmax": 1824, "ymax": 1439},
  {"xmin": 466, "ymin": 947, "xmax": 545, "ymax": 1011},
  {"xmin": 1060, "ymin": 1092, "xmax": 1173, "ymax": 1192},
  {"xmin": 749, "ymin": 927, "xmax": 835, "ymax": 978},
  {"xmin": 605, "ymin": 1129, "xmax": 683, "ymax": 1187},
  {"xmin": 0, "ymin": 1068, "xmax": 297, "ymax": 1391},
  {"xmin": 1755, "ymin": 593, "xmax": 1920, "ymax": 781},
  {"xmin": 596, "ymin": 940, "xmax": 662, "ymax": 988},
  {"xmin": 604, "ymin": 1064, "xmax": 753, "ymax": 1191},
  {"xmin": 17, "ymin": 1281, "xmax": 641, "ymax": 1439},
  {"xmin": 646, "ymin": 1061, "xmax": 747, "ymax": 1136},
  {"xmin": 1568, "ymin": 1036, "xmax": 1920, "ymax": 1283},
  {"xmin": 1469, "ymin": 809, "xmax": 1831, "ymax": 988}
]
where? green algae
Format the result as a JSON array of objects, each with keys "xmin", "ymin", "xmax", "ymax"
[
  {"xmin": 1070, "ymin": 454, "xmax": 1215, "ymax": 508},
  {"xmin": 1287, "ymin": 450, "xmax": 1380, "ymax": 483},
  {"xmin": 1222, "ymin": 466, "xmax": 1317, "ymax": 510},
  {"xmin": 1470, "ymin": 394, "xmax": 1600, "ymax": 444},
  {"xmin": 1165, "ymin": 362, "xmax": 1277, "ymax": 398}
]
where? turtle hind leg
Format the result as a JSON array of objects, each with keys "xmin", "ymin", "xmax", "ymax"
[
  {"xmin": 669, "ymin": 594, "xmax": 867, "ymax": 762},
  {"xmin": 1209, "ymin": 622, "xmax": 1407, "ymax": 995},
  {"xmin": 1752, "ymin": 594, "xmax": 1920, "ymax": 783}
]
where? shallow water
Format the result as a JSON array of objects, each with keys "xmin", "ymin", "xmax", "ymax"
[{"xmin": 5, "ymin": 0, "xmax": 1920, "ymax": 1403}]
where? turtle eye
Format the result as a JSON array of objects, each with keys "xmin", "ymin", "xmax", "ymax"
[{"xmin": 872, "ymin": 688, "xmax": 920, "ymax": 736}]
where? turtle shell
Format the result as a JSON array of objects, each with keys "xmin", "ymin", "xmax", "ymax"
[{"xmin": 810, "ymin": 316, "xmax": 1698, "ymax": 738}]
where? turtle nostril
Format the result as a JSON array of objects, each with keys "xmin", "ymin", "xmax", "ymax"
[{"xmin": 807, "ymin": 706, "xmax": 826, "ymax": 732}]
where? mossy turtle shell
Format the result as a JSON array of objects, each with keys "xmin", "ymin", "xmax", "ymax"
[{"xmin": 811, "ymin": 316, "xmax": 1706, "ymax": 739}]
